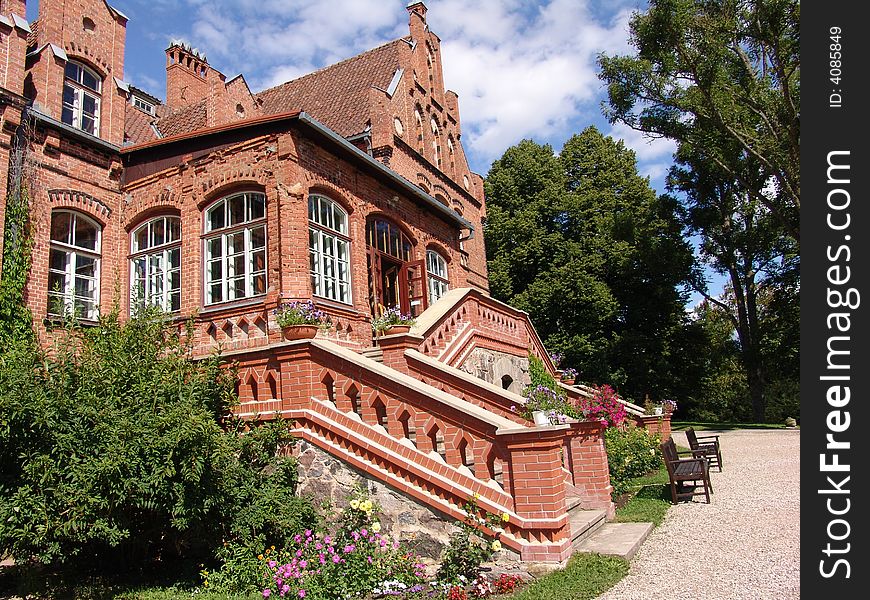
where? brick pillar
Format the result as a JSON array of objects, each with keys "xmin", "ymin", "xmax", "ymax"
[
  {"xmin": 377, "ymin": 332, "xmax": 423, "ymax": 373},
  {"xmin": 566, "ymin": 422, "xmax": 615, "ymax": 518},
  {"xmin": 635, "ymin": 414, "xmax": 672, "ymax": 441},
  {"xmin": 496, "ymin": 425, "xmax": 573, "ymax": 562}
]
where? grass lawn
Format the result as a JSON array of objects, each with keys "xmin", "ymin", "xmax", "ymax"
[
  {"xmin": 510, "ymin": 553, "xmax": 629, "ymax": 600},
  {"xmin": 671, "ymin": 420, "xmax": 790, "ymax": 431}
]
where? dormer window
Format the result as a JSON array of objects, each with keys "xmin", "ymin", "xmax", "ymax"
[
  {"xmin": 62, "ymin": 61, "xmax": 101, "ymax": 135},
  {"xmin": 133, "ymin": 96, "xmax": 155, "ymax": 115}
]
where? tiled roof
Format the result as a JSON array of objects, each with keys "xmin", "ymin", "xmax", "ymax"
[
  {"xmin": 257, "ymin": 39, "xmax": 405, "ymax": 137},
  {"xmin": 157, "ymin": 100, "xmax": 208, "ymax": 138},
  {"xmin": 124, "ymin": 105, "xmax": 159, "ymax": 145}
]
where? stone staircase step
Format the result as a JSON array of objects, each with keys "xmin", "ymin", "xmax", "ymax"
[
  {"xmin": 573, "ymin": 522, "xmax": 654, "ymax": 560},
  {"xmin": 361, "ymin": 347, "xmax": 384, "ymax": 362},
  {"xmin": 568, "ymin": 508, "xmax": 607, "ymax": 545}
]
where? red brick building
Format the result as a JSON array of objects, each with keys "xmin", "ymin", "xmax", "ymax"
[{"xmin": 0, "ymin": 0, "xmax": 635, "ymax": 563}]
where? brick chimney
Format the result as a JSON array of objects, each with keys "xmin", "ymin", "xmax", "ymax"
[{"xmin": 165, "ymin": 41, "xmax": 225, "ymax": 109}]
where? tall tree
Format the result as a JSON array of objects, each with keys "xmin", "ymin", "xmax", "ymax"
[
  {"xmin": 598, "ymin": 0, "xmax": 800, "ymax": 244},
  {"xmin": 670, "ymin": 139, "xmax": 798, "ymax": 421},
  {"xmin": 484, "ymin": 128, "xmax": 696, "ymax": 403}
]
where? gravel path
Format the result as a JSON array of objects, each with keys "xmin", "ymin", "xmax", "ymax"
[{"xmin": 597, "ymin": 429, "xmax": 800, "ymax": 600}]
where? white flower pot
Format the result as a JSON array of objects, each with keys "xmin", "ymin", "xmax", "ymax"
[
  {"xmin": 653, "ymin": 407, "xmax": 663, "ymax": 416},
  {"xmin": 533, "ymin": 410, "xmax": 550, "ymax": 426}
]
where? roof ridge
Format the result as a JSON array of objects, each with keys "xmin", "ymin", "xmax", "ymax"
[{"xmin": 257, "ymin": 37, "xmax": 407, "ymax": 98}]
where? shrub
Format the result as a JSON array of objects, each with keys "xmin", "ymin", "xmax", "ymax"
[
  {"xmin": 604, "ymin": 425, "xmax": 663, "ymax": 495},
  {"xmin": 259, "ymin": 491, "xmax": 426, "ymax": 599},
  {"xmin": 576, "ymin": 384, "xmax": 628, "ymax": 427},
  {"xmin": 436, "ymin": 496, "xmax": 507, "ymax": 586},
  {"xmin": 0, "ymin": 309, "xmax": 317, "ymax": 573}
]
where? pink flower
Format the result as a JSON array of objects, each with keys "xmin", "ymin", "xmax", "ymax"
[
  {"xmin": 263, "ymin": 590, "xmax": 271, "ymax": 598},
  {"xmin": 298, "ymin": 591, "xmax": 306, "ymax": 598},
  {"xmin": 332, "ymin": 554, "xmax": 341, "ymax": 563},
  {"xmin": 268, "ymin": 560, "xmax": 277, "ymax": 568}
]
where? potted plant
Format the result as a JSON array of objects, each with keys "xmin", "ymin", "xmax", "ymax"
[
  {"xmin": 273, "ymin": 300, "xmax": 329, "ymax": 340},
  {"xmin": 371, "ymin": 305, "xmax": 416, "ymax": 335},
  {"xmin": 560, "ymin": 367, "xmax": 578, "ymax": 386},
  {"xmin": 520, "ymin": 385, "xmax": 570, "ymax": 426},
  {"xmin": 662, "ymin": 399, "xmax": 678, "ymax": 415}
]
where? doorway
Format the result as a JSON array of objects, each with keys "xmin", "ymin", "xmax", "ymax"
[{"xmin": 366, "ymin": 217, "xmax": 427, "ymax": 318}]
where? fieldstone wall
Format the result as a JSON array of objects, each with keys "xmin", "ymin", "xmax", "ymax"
[
  {"xmin": 294, "ymin": 440, "xmax": 460, "ymax": 560},
  {"xmin": 293, "ymin": 441, "xmax": 523, "ymax": 564},
  {"xmin": 460, "ymin": 348, "xmax": 530, "ymax": 394}
]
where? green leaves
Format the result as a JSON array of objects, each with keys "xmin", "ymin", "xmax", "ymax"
[
  {"xmin": 484, "ymin": 128, "xmax": 695, "ymax": 403},
  {"xmin": 0, "ymin": 310, "xmax": 316, "ymax": 570}
]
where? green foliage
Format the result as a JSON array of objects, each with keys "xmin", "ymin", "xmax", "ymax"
[
  {"xmin": 0, "ymin": 309, "xmax": 317, "ymax": 572},
  {"xmin": 528, "ymin": 353, "xmax": 559, "ymax": 391},
  {"xmin": 484, "ymin": 129, "xmax": 696, "ymax": 406},
  {"xmin": 598, "ymin": 0, "xmax": 800, "ymax": 244},
  {"xmin": 510, "ymin": 553, "xmax": 629, "ymax": 600},
  {"xmin": 436, "ymin": 496, "xmax": 507, "ymax": 586},
  {"xmin": 0, "ymin": 183, "xmax": 34, "ymax": 343},
  {"xmin": 604, "ymin": 426, "xmax": 663, "ymax": 496},
  {"xmin": 254, "ymin": 490, "xmax": 426, "ymax": 599}
]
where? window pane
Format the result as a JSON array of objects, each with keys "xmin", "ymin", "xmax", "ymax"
[
  {"xmin": 210, "ymin": 283, "xmax": 223, "ymax": 303},
  {"xmin": 333, "ymin": 206, "xmax": 347, "ymax": 234},
  {"xmin": 134, "ymin": 224, "xmax": 149, "ymax": 251},
  {"xmin": 80, "ymin": 115, "xmax": 96, "ymax": 135},
  {"xmin": 168, "ymin": 248, "xmax": 180, "ymax": 269},
  {"xmin": 250, "ymin": 226, "xmax": 266, "ymax": 249},
  {"xmin": 51, "ymin": 212, "xmax": 72, "ymax": 243},
  {"xmin": 82, "ymin": 93, "xmax": 97, "ymax": 115},
  {"xmin": 208, "ymin": 204, "xmax": 225, "ymax": 231},
  {"xmin": 75, "ymin": 255, "xmax": 96, "ymax": 277},
  {"xmin": 308, "ymin": 196, "xmax": 318, "ymax": 222},
  {"xmin": 208, "ymin": 259, "xmax": 223, "ymax": 281},
  {"xmin": 73, "ymin": 217, "xmax": 98, "ymax": 251},
  {"xmin": 251, "ymin": 249, "xmax": 265, "ymax": 271},
  {"xmin": 48, "ymin": 272, "xmax": 67, "ymax": 295},
  {"xmin": 81, "ymin": 69, "xmax": 99, "ymax": 92},
  {"xmin": 49, "ymin": 248, "xmax": 67, "ymax": 271},
  {"xmin": 208, "ymin": 237, "xmax": 222, "ymax": 259},
  {"xmin": 229, "ymin": 194, "xmax": 245, "ymax": 225},
  {"xmin": 61, "ymin": 106, "xmax": 75, "ymax": 127},
  {"xmin": 250, "ymin": 194, "xmax": 265, "ymax": 220},
  {"xmin": 253, "ymin": 274, "xmax": 266, "ymax": 295},
  {"xmin": 168, "ymin": 218, "xmax": 181, "ymax": 242},
  {"xmin": 65, "ymin": 62, "xmax": 80, "ymax": 81},
  {"xmin": 151, "ymin": 218, "xmax": 165, "ymax": 247}
]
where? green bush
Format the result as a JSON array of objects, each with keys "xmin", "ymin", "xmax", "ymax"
[
  {"xmin": 604, "ymin": 426, "xmax": 662, "ymax": 495},
  {"xmin": 0, "ymin": 310, "xmax": 317, "ymax": 573}
]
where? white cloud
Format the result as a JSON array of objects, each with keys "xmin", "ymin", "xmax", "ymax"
[{"xmin": 129, "ymin": 0, "xmax": 647, "ymax": 172}]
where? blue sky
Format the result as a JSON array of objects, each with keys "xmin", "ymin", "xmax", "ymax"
[{"xmin": 27, "ymin": 0, "xmax": 724, "ymax": 302}]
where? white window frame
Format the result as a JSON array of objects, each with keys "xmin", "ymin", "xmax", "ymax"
[
  {"xmin": 203, "ymin": 192, "xmax": 267, "ymax": 305},
  {"xmin": 48, "ymin": 210, "xmax": 101, "ymax": 320},
  {"xmin": 62, "ymin": 61, "xmax": 101, "ymax": 135},
  {"xmin": 308, "ymin": 194, "xmax": 351, "ymax": 304},
  {"xmin": 133, "ymin": 96, "xmax": 155, "ymax": 115},
  {"xmin": 426, "ymin": 249, "xmax": 449, "ymax": 304},
  {"xmin": 130, "ymin": 216, "xmax": 182, "ymax": 313}
]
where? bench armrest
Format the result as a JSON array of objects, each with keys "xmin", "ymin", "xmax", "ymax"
[{"xmin": 695, "ymin": 434, "xmax": 720, "ymax": 441}]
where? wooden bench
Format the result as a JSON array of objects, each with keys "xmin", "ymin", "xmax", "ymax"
[
  {"xmin": 660, "ymin": 438, "xmax": 712, "ymax": 504},
  {"xmin": 685, "ymin": 427, "xmax": 723, "ymax": 471}
]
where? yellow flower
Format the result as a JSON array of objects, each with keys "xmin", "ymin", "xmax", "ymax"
[
  {"xmin": 350, "ymin": 499, "xmax": 360, "ymax": 510},
  {"xmin": 491, "ymin": 540, "xmax": 502, "ymax": 551},
  {"xmin": 473, "ymin": 493, "xmax": 481, "ymax": 500},
  {"xmin": 501, "ymin": 512, "xmax": 510, "ymax": 523},
  {"xmin": 371, "ymin": 522, "xmax": 381, "ymax": 533},
  {"xmin": 258, "ymin": 554, "xmax": 264, "ymax": 560},
  {"xmin": 361, "ymin": 500, "xmax": 373, "ymax": 513}
]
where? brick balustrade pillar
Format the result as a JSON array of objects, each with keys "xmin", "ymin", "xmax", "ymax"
[
  {"xmin": 565, "ymin": 421, "xmax": 615, "ymax": 518},
  {"xmin": 634, "ymin": 414, "xmax": 672, "ymax": 441},
  {"xmin": 377, "ymin": 332, "xmax": 424, "ymax": 373}
]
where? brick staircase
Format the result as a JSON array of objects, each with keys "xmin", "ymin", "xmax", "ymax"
[{"xmin": 223, "ymin": 292, "xmax": 659, "ymax": 564}]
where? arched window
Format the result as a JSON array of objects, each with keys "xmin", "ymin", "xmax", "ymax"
[
  {"xmin": 430, "ymin": 117, "xmax": 442, "ymax": 168},
  {"xmin": 48, "ymin": 210, "xmax": 101, "ymax": 320},
  {"xmin": 426, "ymin": 45, "xmax": 435, "ymax": 92},
  {"xmin": 426, "ymin": 249, "xmax": 448, "ymax": 304},
  {"xmin": 130, "ymin": 216, "xmax": 181, "ymax": 313},
  {"xmin": 203, "ymin": 191, "xmax": 267, "ymax": 305},
  {"xmin": 62, "ymin": 61, "xmax": 101, "ymax": 135},
  {"xmin": 414, "ymin": 106, "xmax": 425, "ymax": 153},
  {"xmin": 309, "ymin": 194, "xmax": 351, "ymax": 303}
]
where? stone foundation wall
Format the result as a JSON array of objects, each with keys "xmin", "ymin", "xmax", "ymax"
[
  {"xmin": 460, "ymin": 348, "xmax": 530, "ymax": 394},
  {"xmin": 294, "ymin": 439, "xmax": 462, "ymax": 560}
]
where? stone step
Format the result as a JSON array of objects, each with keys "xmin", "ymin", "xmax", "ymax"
[
  {"xmin": 568, "ymin": 507, "xmax": 607, "ymax": 546},
  {"xmin": 573, "ymin": 522, "xmax": 654, "ymax": 560},
  {"xmin": 361, "ymin": 347, "xmax": 384, "ymax": 362}
]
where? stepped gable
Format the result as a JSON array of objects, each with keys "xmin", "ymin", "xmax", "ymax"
[
  {"xmin": 124, "ymin": 105, "xmax": 160, "ymax": 145},
  {"xmin": 157, "ymin": 100, "xmax": 208, "ymax": 138},
  {"xmin": 257, "ymin": 38, "xmax": 406, "ymax": 137}
]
